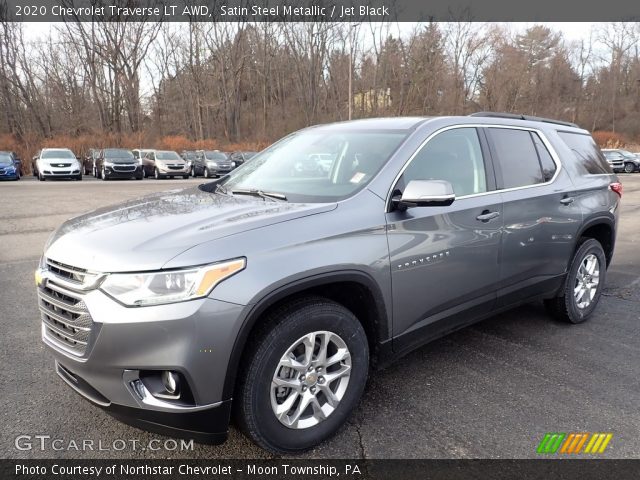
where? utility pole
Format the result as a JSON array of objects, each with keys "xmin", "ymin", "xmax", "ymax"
[{"xmin": 348, "ymin": 23, "xmax": 359, "ymax": 120}]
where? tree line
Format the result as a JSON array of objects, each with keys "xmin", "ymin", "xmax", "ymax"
[{"xmin": 0, "ymin": 21, "xmax": 639, "ymax": 164}]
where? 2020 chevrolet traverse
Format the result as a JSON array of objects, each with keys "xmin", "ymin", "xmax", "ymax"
[{"xmin": 36, "ymin": 113, "xmax": 620, "ymax": 453}]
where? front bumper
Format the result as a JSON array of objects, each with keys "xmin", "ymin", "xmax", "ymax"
[
  {"xmin": 0, "ymin": 169, "xmax": 18, "ymax": 179},
  {"xmin": 41, "ymin": 165, "xmax": 81, "ymax": 177},
  {"xmin": 38, "ymin": 271, "xmax": 246, "ymax": 443},
  {"xmin": 157, "ymin": 164, "xmax": 189, "ymax": 174}
]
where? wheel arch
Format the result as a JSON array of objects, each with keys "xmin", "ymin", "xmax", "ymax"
[
  {"xmin": 222, "ymin": 270, "xmax": 389, "ymax": 400},
  {"xmin": 575, "ymin": 215, "xmax": 616, "ymax": 267}
]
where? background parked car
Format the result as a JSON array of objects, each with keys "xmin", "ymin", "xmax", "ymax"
[
  {"xmin": 84, "ymin": 148, "xmax": 99, "ymax": 176},
  {"xmin": 0, "ymin": 151, "xmax": 21, "ymax": 180},
  {"xmin": 31, "ymin": 150, "xmax": 41, "ymax": 176},
  {"xmin": 602, "ymin": 149, "xmax": 625, "ymax": 173},
  {"xmin": 192, "ymin": 150, "xmax": 234, "ymax": 177},
  {"xmin": 33, "ymin": 148, "xmax": 82, "ymax": 181},
  {"xmin": 229, "ymin": 151, "xmax": 257, "ymax": 167},
  {"xmin": 95, "ymin": 148, "xmax": 143, "ymax": 181},
  {"xmin": 132, "ymin": 149, "xmax": 153, "ymax": 173},
  {"xmin": 143, "ymin": 150, "xmax": 190, "ymax": 179},
  {"xmin": 604, "ymin": 149, "xmax": 640, "ymax": 173}
]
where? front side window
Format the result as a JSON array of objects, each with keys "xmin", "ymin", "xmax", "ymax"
[
  {"xmin": 220, "ymin": 130, "xmax": 407, "ymax": 202},
  {"xmin": 489, "ymin": 128, "xmax": 544, "ymax": 189},
  {"xmin": 398, "ymin": 127, "xmax": 487, "ymax": 198}
]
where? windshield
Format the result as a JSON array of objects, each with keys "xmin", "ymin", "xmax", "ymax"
[
  {"xmin": 618, "ymin": 150, "xmax": 636, "ymax": 159},
  {"xmin": 205, "ymin": 151, "xmax": 228, "ymax": 160},
  {"xmin": 156, "ymin": 151, "xmax": 181, "ymax": 161},
  {"xmin": 183, "ymin": 152, "xmax": 196, "ymax": 160},
  {"xmin": 220, "ymin": 130, "xmax": 407, "ymax": 202},
  {"xmin": 0, "ymin": 154, "xmax": 12, "ymax": 164},
  {"xmin": 42, "ymin": 150, "xmax": 75, "ymax": 159},
  {"xmin": 104, "ymin": 149, "xmax": 133, "ymax": 159}
]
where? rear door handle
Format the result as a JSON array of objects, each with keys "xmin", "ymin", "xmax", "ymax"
[
  {"xmin": 476, "ymin": 210, "xmax": 500, "ymax": 222},
  {"xmin": 560, "ymin": 196, "xmax": 574, "ymax": 205}
]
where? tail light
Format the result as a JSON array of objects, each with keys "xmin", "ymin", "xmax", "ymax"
[{"xmin": 610, "ymin": 182, "xmax": 623, "ymax": 198}]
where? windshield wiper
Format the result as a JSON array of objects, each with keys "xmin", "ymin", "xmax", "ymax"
[{"xmin": 231, "ymin": 188, "xmax": 287, "ymax": 201}]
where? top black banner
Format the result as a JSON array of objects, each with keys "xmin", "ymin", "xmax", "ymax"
[{"xmin": 2, "ymin": 0, "xmax": 640, "ymax": 22}]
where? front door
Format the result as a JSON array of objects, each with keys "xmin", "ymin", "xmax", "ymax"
[{"xmin": 385, "ymin": 127, "xmax": 503, "ymax": 354}]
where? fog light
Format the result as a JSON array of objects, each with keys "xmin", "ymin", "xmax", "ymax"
[{"xmin": 161, "ymin": 370, "xmax": 179, "ymax": 395}]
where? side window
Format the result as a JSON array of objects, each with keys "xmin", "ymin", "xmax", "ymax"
[
  {"xmin": 489, "ymin": 128, "xmax": 544, "ymax": 189},
  {"xmin": 399, "ymin": 128, "xmax": 487, "ymax": 197},
  {"xmin": 531, "ymin": 132, "xmax": 557, "ymax": 181},
  {"xmin": 557, "ymin": 131, "xmax": 609, "ymax": 175}
]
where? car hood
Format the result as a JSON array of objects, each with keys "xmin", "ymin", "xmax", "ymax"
[
  {"xmin": 106, "ymin": 158, "xmax": 136, "ymax": 164},
  {"xmin": 44, "ymin": 186, "xmax": 336, "ymax": 272}
]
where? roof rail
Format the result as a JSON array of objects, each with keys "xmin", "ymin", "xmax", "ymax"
[{"xmin": 468, "ymin": 112, "xmax": 579, "ymax": 128}]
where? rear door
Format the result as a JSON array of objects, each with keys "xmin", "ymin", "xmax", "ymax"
[
  {"xmin": 386, "ymin": 127, "xmax": 503, "ymax": 353},
  {"xmin": 485, "ymin": 127, "xmax": 583, "ymax": 307}
]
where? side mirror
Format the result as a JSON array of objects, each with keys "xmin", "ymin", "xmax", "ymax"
[{"xmin": 392, "ymin": 180, "xmax": 455, "ymax": 211}]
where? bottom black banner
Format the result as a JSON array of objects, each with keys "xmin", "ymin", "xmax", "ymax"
[{"xmin": 2, "ymin": 459, "xmax": 640, "ymax": 480}]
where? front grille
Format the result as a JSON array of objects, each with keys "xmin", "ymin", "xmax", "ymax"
[
  {"xmin": 46, "ymin": 259, "xmax": 89, "ymax": 284},
  {"xmin": 167, "ymin": 164, "xmax": 186, "ymax": 170},
  {"xmin": 52, "ymin": 163, "xmax": 71, "ymax": 168},
  {"xmin": 113, "ymin": 165, "xmax": 136, "ymax": 172},
  {"xmin": 39, "ymin": 281, "xmax": 93, "ymax": 356}
]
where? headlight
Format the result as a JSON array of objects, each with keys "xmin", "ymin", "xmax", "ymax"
[
  {"xmin": 104, "ymin": 161, "xmax": 115, "ymax": 167},
  {"xmin": 207, "ymin": 161, "xmax": 218, "ymax": 167},
  {"xmin": 231, "ymin": 161, "xmax": 236, "ymax": 168},
  {"xmin": 100, "ymin": 258, "xmax": 246, "ymax": 307}
]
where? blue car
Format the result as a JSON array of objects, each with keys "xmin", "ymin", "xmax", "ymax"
[{"xmin": 0, "ymin": 151, "xmax": 21, "ymax": 180}]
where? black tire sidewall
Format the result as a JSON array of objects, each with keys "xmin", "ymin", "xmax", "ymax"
[
  {"xmin": 564, "ymin": 239, "xmax": 606, "ymax": 323},
  {"xmin": 243, "ymin": 301, "xmax": 369, "ymax": 453}
]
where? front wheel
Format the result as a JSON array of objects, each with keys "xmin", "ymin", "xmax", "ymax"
[
  {"xmin": 154, "ymin": 168, "xmax": 163, "ymax": 180},
  {"xmin": 204, "ymin": 168, "xmax": 210, "ymax": 178},
  {"xmin": 101, "ymin": 167, "xmax": 108, "ymax": 181},
  {"xmin": 236, "ymin": 298, "xmax": 369, "ymax": 454},
  {"xmin": 544, "ymin": 238, "xmax": 606, "ymax": 324},
  {"xmin": 191, "ymin": 165, "xmax": 197, "ymax": 177}
]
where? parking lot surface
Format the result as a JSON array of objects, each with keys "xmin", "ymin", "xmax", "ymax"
[{"xmin": 1, "ymin": 175, "xmax": 639, "ymax": 459}]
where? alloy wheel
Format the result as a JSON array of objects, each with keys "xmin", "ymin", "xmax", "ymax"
[
  {"xmin": 270, "ymin": 331, "xmax": 351, "ymax": 430},
  {"xmin": 574, "ymin": 253, "xmax": 600, "ymax": 309}
]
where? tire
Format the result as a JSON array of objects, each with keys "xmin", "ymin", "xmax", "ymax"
[
  {"xmin": 236, "ymin": 297, "xmax": 369, "ymax": 454},
  {"xmin": 136, "ymin": 173, "xmax": 143, "ymax": 180},
  {"xmin": 183, "ymin": 174, "xmax": 189, "ymax": 179},
  {"xmin": 101, "ymin": 167, "xmax": 108, "ymax": 181},
  {"xmin": 624, "ymin": 162, "xmax": 635, "ymax": 174},
  {"xmin": 204, "ymin": 168, "xmax": 210, "ymax": 178},
  {"xmin": 76, "ymin": 174, "xmax": 82, "ymax": 181},
  {"xmin": 154, "ymin": 168, "xmax": 163, "ymax": 180},
  {"xmin": 191, "ymin": 165, "xmax": 197, "ymax": 177},
  {"xmin": 38, "ymin": 171, "xmax": 45, "ymax": 181},
  {"xmin": 544, "ymin": 238, "xmax": 606, "ymax": 324}
]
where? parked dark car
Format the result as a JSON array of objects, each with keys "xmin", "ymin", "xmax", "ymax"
[
  {"xmin": 601, "ymin": 148, "xmax": 640, "ymax": 173},
  {"xmin": 142, "ymin": 150, "xmax": 190, "ymax": 179},
  {"xmin": 0, "ymin": 151, "xmax": 21, "ymax": 180},
  {"xmin": 84, "ymin": 148, "xmax": 99, "ymax": 176},
  {"xmin": 229, "ymin": 151, "xmax": 257, "ymax": 167},
  {"xmin": 192, "ymin": 150, "xmax": 234, "ymax": 178},
  {"xmin": 95, "ymin": 148, "xmax": 143, "ymax": 181}
]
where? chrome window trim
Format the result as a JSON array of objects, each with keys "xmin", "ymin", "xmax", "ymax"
[{"xmin": 385, "ymin": 124, "xmax": 564, "ymax": 212}]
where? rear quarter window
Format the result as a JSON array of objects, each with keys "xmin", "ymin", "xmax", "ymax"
[{"xmin": 557, "ymin": 131, "xmax": 611, "ymax": 175}]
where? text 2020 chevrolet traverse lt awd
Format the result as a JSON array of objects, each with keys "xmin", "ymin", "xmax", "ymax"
[{"xmin": 36, "ymin": 113, "xmax": 620, "ymax": 454}]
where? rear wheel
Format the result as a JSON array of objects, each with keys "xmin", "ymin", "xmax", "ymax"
[
  {"xmin": 236, "ymin": 298, "xmax": 369, "ymax": 454},
  {"xmin": 544, "ymin": 238, "xmax": 606, "ymax": 324}
]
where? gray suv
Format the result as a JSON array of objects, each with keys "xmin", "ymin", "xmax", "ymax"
[{"xmin": 36, "ymin": 113, "xmax": 620, "ymax": 454}]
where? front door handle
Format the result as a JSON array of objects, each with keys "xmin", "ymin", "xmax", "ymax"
[
  {"xmin": 560, "ymin": 196, "xmax": 574, "ymax": 205},
  {"xmin": 476, "ymin": 210, "xmax": 500, "ymax": 222}
]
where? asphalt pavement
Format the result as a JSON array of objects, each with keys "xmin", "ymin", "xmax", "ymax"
[{"xmin": 1, "ymin": 174, "xmax": 639, "ymax": 459}]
